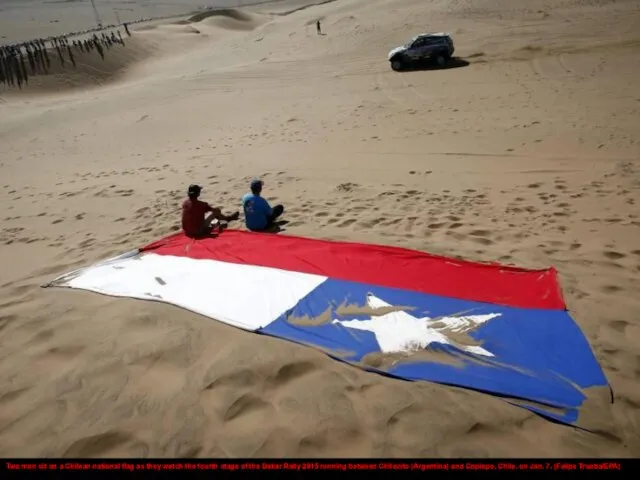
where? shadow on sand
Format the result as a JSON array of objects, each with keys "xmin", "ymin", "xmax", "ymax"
[
  {"xmin": 262, "ymin": 220, "xmax": 289, "ymax": 234},
  {"xmin": 397, "ymin": 57, "xmax": 471, "ymax": 72},
  {"xmin": 192, "ymin": 219, "xmax": 289, "ymax": 239}
]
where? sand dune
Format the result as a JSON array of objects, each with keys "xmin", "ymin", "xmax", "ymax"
[
  {"xmin": 0, "ymin": 0, "xmax": 282, "ymax": 44},
  {"xmin": 0, "ymin": 8, "xmax": 275, "ymax": 96},
  {"xmin": 1, "ymin": 0, "xmax": 640, "ymax": 459},
  {"xmin": 188, "ymin": 9, "xmax": 264, "ymax": 28}
]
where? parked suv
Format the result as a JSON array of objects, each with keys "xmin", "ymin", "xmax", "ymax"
[{"xmin": 387, "ymin": 33, "xmax": 455, "ymax": 71}]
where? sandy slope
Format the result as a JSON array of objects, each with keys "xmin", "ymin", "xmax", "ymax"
[{"xmin": 1, "ymin": 0, "xmax": 640, "ymax": 458}]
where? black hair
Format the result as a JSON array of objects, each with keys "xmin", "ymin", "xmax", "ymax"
[{"xmin": 187, "ymin": 184, "xmax": 202, "ymax": 198}]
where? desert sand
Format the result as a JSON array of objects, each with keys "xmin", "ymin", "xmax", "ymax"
[{"xmin": 1, "ymin": 0, "xmax": 639, "ymax": 458}]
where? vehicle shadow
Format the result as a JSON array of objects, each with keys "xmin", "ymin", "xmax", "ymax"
[{"xmin": 399, "ymin": 57, "xmax": 471, "ymax": 72}]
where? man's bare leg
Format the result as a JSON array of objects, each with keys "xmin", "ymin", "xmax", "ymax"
[{"xmin": 204, "ymin": 211, "xmax": 220, "ymax": 230}]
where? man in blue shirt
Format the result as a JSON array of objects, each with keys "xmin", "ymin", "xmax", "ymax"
[{"xmin": 242, "ymin": 179, "xmax": 284, "ymax": 231}]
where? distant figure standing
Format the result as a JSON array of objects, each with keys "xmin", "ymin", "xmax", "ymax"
[
  {"xmin": 242, "ymin": 179, "xmax": 284, "ymax": 232},
  {"xmin": 316, "ymin": 20, "xmax": 322, "ymax": 35}
]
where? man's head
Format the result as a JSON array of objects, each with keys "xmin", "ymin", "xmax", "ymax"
[
  {"xmin": 188, "ymin": 184, "xmax": 202, "ymax": 199},
  {"xmin": 250, "ymin": 179, "xmax": 263, "ymax": 195}
]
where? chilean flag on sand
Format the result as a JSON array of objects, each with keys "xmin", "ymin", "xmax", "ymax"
[{"xmin": 44, "ymin": 230, "xmax": 610, "ymax": 427}]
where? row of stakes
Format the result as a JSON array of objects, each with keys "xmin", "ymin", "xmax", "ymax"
[{"xmin": 0, "ymin": 23, "xmax": 133, "ymax": 90}]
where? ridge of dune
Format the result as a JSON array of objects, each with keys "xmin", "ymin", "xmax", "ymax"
[
  {"xmin": 1, "ymin": 0, "xmax": 640, "ymax": 460},
  {"xmin": 184, "ymin": 8, "xmax": 268, "ymax": 32},
  {"xmin": 188, "ymin": 9, "xmax": 256, "ymax": 24}
]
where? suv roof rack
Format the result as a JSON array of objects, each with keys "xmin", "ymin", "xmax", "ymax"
[{"xmin": 414, "ymin": 32, "xmax": 451, "ymax": 40}]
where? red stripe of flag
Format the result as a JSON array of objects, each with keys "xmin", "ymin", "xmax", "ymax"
[{"xmin": 142, "ymin": 230, "xmax": 566, "ymax": 310}]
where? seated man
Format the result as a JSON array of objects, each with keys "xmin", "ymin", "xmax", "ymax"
[
  {"xmin": 242, "ymin": 179, "xmax": 284, "ymax": 231},
  {"xmin": 182, "ymin": 184, "xmax": 239, "ymax": 238}
]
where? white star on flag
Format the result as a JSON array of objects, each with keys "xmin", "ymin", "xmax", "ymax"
[{"xmin": 332, "ymin": 294, "xmax": 501, "ymax": 356}]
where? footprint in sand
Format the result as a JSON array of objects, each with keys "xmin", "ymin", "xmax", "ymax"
[
  {"xmin": 337, "ymin": 219, "xmax": 357, "ymax": 228},
  {"xmin": 602, "ymin": 285, "xmax": 624, "ymax": 294},
  {"xmin": 603, "ymin": 251, "xmax": 625, "ymax": 260},
  {"xmin": 469, "ymin": 229, "xmax": 491, "ymax": 237}
]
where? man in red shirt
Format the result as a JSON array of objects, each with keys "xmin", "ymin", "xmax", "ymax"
[{"xmin": 182, "ymin": 184, "xmax": 239, "ymax": 238}]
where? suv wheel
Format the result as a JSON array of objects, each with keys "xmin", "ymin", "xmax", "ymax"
[
  {"xmin": 435, "ymin": 55, "xmax": 447, "ymax": 67},
  {"xmin": 390, "ymin": 57, "xmax": 405, "ymax": 71}
]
